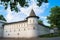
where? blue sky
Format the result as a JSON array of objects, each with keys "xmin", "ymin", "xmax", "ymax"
[{"xmin": 0, "ymin": 0, "xmax": 60, "ymax": 26}]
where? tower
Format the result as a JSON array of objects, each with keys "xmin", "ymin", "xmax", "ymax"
[
  {"xmin": 26, "ymin": 9, "xmax": 39, "ymax": 24},
  {"xmin": 26, "ymin": 9, "xmax": 39, "ymax": 37}
]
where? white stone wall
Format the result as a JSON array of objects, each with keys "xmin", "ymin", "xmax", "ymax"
[
  {"xmin": 4, "ymin": 17, "xmax": 50, "ymax": 38},
  {"xmin": 4, "ymin": 22, "xmax": 28, "ymax": 38},
  {"xmin": 4, "ymin": 22, "xmax": 39, "ymax": 38},
  {"xmin": 27, "ymin": 17, "xmax": 39, "ymax": 37},
  {"xmin": 37, "ymin": 25, "xmax": 50, "ymax": 35},
  {"xmin": 28, "ymin": 17, "xmax": 38, "ymax": 24}
]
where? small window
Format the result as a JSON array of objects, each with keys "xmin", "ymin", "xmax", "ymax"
[
  {"xmin": 19, "ymin": 29, "xmax": 20, "ymax": 31},
  {"xmin": 17, "ymin": 33, "xmax": 19, "ymax": 35},
  {"xmin": 6, "ymin": 31, "xmax": 7, "ymax": 32},
  {"xmin": 24, "ymin": 28, "xmax": 26, "ymax": 31},
  {"xmin": 33, "ymin": 27, "xmax": 35, "ymax": 29},
  {"xmin": 10, "ymin": 30, "xmax": 11, "ymax": 32},
  {"xmin": 8, "ymin": 34, "xmax": 10, "ymax": 36},
  {"xmin": 30, "ymin": 20, "xmax": 31, "ymax": 23},
  {"xmin": 19, "ymin": 25, "xmax": 20, "ymax": 27},
  {"xmin": 33, "ymin": 20, "xmax": 34, "ymax": 22},
  {"xmin": 24, "ymin": 23, "xmax": 25, "ymax": 26}
]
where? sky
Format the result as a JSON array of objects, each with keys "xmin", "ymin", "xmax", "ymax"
[{"xmin": 0, "ymin": 0, "xmax": 60, "ymax": 26}]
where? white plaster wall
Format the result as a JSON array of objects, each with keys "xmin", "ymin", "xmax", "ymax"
[
  {"xmin": 28, "ymin": 17, "xmax": 38, "ymax": 24},
  {"xmin": 4, "ymin": 21, "xmax": 39, "ymax": 38},
  {"xmin": 27, "ymin": 17, "xmax": 39, "ymax": 37},
  {"xmin": 4, "ymin": 18, "xmax": 50, "ymax": 38},
  {"xmin": 4, "ymin": 22, "xmax": 28, "ymax": 37},
  {"xmin": 37, "ymin": 25, "xmax": 50, "ymax": 35}
]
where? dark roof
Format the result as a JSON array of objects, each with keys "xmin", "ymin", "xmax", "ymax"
[
  {"xmin": 26, "ymin": 9, "xmax": 39, "ymax": 19},
  {"xmin": 30, "ymin": 9, "xmax": 36, "ymax": 16}
]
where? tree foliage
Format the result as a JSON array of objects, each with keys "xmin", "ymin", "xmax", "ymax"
[
  {"xmin": 0, "ymin": 15, "xmax": 6, "ymax": 21},
  {"xmin": 38, "ymin": 20, "xmax": 43, "ymax": 24},
  {"xmin": 47, "ymin": 6, "xmax": 60, "ymax": 30},
  {"xmin": 0, "ymin": 0, "xmax": 48, "ymax": 12}
]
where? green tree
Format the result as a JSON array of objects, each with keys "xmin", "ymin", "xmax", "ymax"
[
  {"xmin": 47, "ymin": 6, "xmax": 60, "ymax": 30},
  {"xmin": 0, "ymin": 15, "xmax": 6, "ymax": 21},
  {"xmin": 38, "ymin": 20, "xmax": 43, "ymax": 24},
  {"xmin": 0, "ymin": 0, "xmax": 48, "ymax": 12}
]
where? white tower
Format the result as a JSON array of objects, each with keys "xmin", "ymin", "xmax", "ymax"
[{"xmin": 26, "ymin": 9, "xmax": 39, "ymax": 37}]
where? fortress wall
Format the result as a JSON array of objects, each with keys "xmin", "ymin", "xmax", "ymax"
[
  {"xmin": 37, "ymin": 25, "xmax": 50, "ymax": 35},
  {"xmin": 4, "ymin": 22, "xmax": 39, "ymax": 38}
]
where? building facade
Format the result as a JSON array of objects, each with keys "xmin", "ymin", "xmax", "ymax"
[{"xmin": 0, "ymin": 10, "xmax": 50, "ymax": 38}]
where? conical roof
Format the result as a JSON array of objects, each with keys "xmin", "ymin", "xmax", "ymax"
[
  {"xmin": 29, "ymin": 9, "xmax": 36, "ymax": 16},
  {"xmin": 26, "ymin": 9, "xmax": 39, "ymax": 19}
]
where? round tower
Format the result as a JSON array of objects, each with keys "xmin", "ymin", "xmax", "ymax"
[
  {"xmin": 26, "ymin": 9, "xmax": 39, "ymax": 37},
  {"xmin": 26, "ymin": 9, "xmax": 39, "ymax": 25}
]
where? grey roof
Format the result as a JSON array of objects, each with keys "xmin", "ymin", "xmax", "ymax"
[
  {"xmin": 29, "ymin": 9, "xmax": 36, "ymax": 16},
  {"xmin": 5, "ymin": 20, "xmax": 27, "ymax": 25},
  {"xmin": 26, "ymin": 9, "xmax": 39, "ymax": 19}
]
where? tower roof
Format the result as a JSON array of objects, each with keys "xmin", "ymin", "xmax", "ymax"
[
  {"xmin": 26, "ymin": 9, "xmax": 39, "ymax": 19},
  {"xmin": 29, "ymin": 9, "xmax": 36, "ymax": 16}
]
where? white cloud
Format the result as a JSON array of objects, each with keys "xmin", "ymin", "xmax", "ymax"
[
  {"xmin": 5, "ymin": 1, "xmax": 49, "ymax": 26},
  {"xmin": 6, "ymin": 7, "xmax": 27, "ymax": 22},
  {"xmin": 6, "ymin": 7, "xmax": 12, "ymax": 20},
  {"xmin": 20, "ymin": 2, "xmax": 49, "ymax": 16},
  {"xmin": 40, "ymin": 16, "xmax": 50, "ymax": 26}
]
